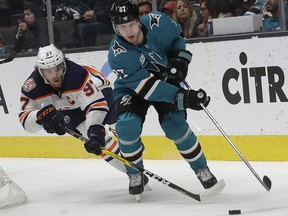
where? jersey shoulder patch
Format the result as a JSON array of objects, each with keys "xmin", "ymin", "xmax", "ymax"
[
  {"xmin": 111, "ymin": 40, "xmax": 127, "ymax": 57},
  {"xmin": 21, "ymin": 70, "xmax": 54, "ymax": 100},
  {"xmin": 148, "ymin": 13, "xmax": 161, "ymax": 29},
  {"xmin": 22, "ymin": 78, "xmax": 37, "ymax": 92}
]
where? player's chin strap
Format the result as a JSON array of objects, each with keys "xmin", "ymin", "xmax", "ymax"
[
  {"xmin": 60, "ymin": 125, "xmax": 225, "ymax": 202},
  {"xmin": 182, "ymin": 80, "xmax": 272, "ymax": 192}
]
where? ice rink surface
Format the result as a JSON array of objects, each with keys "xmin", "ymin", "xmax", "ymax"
[{"xmin": 0, "ymin": 158, "xmax": 287, "ymax": 216}]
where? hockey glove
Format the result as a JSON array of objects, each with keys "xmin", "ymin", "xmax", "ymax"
[
  {"xmin": 167, "ymin": 50, "xmax": 192, "ymax": 84},
  {"xmin": 36, "ymin": 104, "xmax": 65, "ymax": 135},
  {"xmin": 84, "ymin": 125, "xmax": 105, "ymax": 155},
  {"xmin": 175, "ymin": 88, "xmax": 210, "ymax": 111}
]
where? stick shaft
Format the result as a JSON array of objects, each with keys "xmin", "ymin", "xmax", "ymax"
[
  {"xmin": 182, "ymin": 80, "xmax": 271, "ymax": 191},
  {"xmin": 200, "ymin": 103, "xmax": 271, "ymax": 191},
  {"xmin": 60, "ymin": 126, "xmax": 203, "ymax": 201}
]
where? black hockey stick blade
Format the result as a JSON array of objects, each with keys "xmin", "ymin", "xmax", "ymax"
[
  {"xmin": 61, "ymin": 125, "xmax": 225, "ymax": 202},
  {"xmin": 0, "ymin": 33, "xmax": 24, "ymax": 64},
  {"xmin": 263, "ymin": 175, "xmax": 272, "ymax": 191}
]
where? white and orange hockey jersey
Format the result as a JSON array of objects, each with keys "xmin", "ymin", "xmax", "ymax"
[{"xmin": 19, "ymin": 60, "xmax": 116, "ymax": 135}]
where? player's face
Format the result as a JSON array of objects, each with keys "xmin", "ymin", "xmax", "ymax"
[
  {"xmin": 116, "ymin": 20, "xmax": 143, "ymax": 44},
  {"xmin": 42, "ymin": 64, "xmax": 64, "ymax": 88}
]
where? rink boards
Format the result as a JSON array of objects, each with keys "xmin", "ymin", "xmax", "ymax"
[
  {"xmin": 0, "ymin": 36, "xmax": 288, "ymax": 161},
  {"xmin": 0, "ymin": 135, "xmax": 288, "ymax": 161}
]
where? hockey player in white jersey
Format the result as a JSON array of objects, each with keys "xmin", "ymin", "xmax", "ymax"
[{"xmin": 19, "ymin": 44, "xmax": 126, "ymax": 174}]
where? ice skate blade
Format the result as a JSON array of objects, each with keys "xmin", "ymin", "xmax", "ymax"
[
  {"xmin": 144, "ymin": 182, "xmax": 152, "ymax": 191},
  {"xmin": 134, "ymin": 194, "xmax": 142, "ymax": 203}
]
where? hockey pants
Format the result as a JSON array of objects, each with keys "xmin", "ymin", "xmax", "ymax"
[{"xmin": 116, "ymin": 110, "xmax": 207, "ymax": 174}]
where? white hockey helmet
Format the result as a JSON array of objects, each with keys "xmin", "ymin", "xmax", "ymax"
[{"xmin": 36, "ymin": 44, "xmax": 66, "ymax": 82}]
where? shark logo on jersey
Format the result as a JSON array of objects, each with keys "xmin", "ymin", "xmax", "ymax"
[
  {"xmin": 149, "ymin": 51, "xmax": 162, "ymax": 62},
  {"xmin": 139, "ymin": 50, "xmax": 165, "ymax": 73},
  {"xmin": 148, "ymin": 51, "xmax": 165, "ymax": 72},
  {"xmin": 149, "ymin": 13, "xmax": 161, "ymax": 29},
  {"xmin": 112, "ymin": 69, "xmax": 128, "ymax": 79},
  {"xmin": 112, "ymin": 41, "xmax": 127, "ymax": 57}
]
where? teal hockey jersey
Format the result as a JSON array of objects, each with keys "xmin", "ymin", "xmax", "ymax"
[{"xmin": 108, "ymin": 11, "xmax": 187, "ymax": 103}]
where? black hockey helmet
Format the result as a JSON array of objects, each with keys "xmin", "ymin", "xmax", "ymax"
[{"xmin": 110, "ymin": 0, "xmax": 139, "ymax": 25}]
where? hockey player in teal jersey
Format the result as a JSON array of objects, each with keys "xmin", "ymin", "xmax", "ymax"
[{"xmin": 108, "ymin": 0, "xmax": 218, "ymax": 196}]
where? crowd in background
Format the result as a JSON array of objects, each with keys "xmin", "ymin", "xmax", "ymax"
[{"xmin": 0, "ymin": 0, "xmax": 287, "ymax": 54}]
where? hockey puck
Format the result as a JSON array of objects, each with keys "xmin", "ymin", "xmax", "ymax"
[{"xmin": 229, "ymin": 210, "xmax": 241, "ymax": 215}]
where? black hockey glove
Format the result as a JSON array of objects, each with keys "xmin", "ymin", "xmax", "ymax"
[
  {"xmin": 175, "ymin": 88, "xmax": 210, "ymax": 111},
  {"xmin": 36, "ymin": 104, "xmax": 65, "ymax": 135},
  {"xmin": 84, "ymin": 125, "xmax": 105, "ymax": 155},
  {"xmin": 167, "ymin": 50, "xmax": 192, "ymax": 84}
]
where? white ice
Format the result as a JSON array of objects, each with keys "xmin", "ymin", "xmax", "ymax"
[{"xmin": 0, "ymin": 158, "xmax": 287, "ymax": 216}]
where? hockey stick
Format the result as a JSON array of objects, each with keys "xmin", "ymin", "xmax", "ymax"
[
  {"xmin": 60, "ymin": 125, "xmax": 225, "ymax": 202},
  {"xmin": 182, "ymin": 80, "xmax": 272, "ymax": 191},
  {"xmin": 0, "ymin": 32, "xmax": 24, "ymax": 64}
]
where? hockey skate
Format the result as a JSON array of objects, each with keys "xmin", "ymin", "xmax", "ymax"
[
  {"xmin": 128, "ymin": 172, "xmax": 149, "ymax": 202},
  {"xmin": 196, "ymin": 166, "xmax": 218, "ymax": 189}
]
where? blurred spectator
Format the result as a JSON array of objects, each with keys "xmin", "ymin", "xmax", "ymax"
[
  {"xmin": 230, "ymin": 0, "xmax": 257, "ymax": 16},
  {"xmin": 207, "ymin": 0, "xmax": 234, "ymax": 18},
  {"xmin": 172, "ymin": 0, "xmax": 199, "ymax": 38},
  {"xmin": 0, "ymin": 34, "xmax": 10, "ymax": 54},
  {"xmin": 54, "ymin": 4, "xmax": 81, "ymax": 21},
  {"xmin": 134, "ymin": 0, "xmax": 166, "ymax": 10},
  {"xmin": 0, "ymin": 0, "xmax": 24, "ymax": 27},
  {"xmin": 138, "ymin": 0, "xmax": 152, "ymax": 17},
  {"xmin": 17, "ymin": 4, "xmax": 49, "ymax": 52},
  {"xmin": 75, "ymin": 0, "xmax": 114, "ymax": 47},
  {"xmin": 0, "ymin": 0, "xmax": 12, "ymax": 27},
  {"xmin": 244, "ymin": 0, "xmax": 266, "ymax": 15},
  {"xmin": 52, "ymin": 1, "xmax": 84, "ymax": 48},
  {"xmin": 263, "ymin": 0, "xmax": 288, "ymax": 31},
  {"xmin": 194, "ymin": 0, "xmax": 210, "ymax": 37},
  {"xmin": 161, "ymin": 0, "xmax": 175, "ymax": 18},
  {"xmin": 194, "ymin": 0, "xmax": 235, "ymax": 37},
  {"xmin": 243, "ymin": 0, "xmax": 274, "ymax": 24}
]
